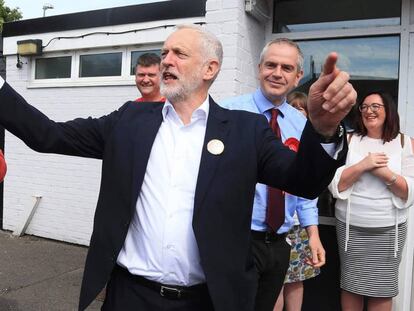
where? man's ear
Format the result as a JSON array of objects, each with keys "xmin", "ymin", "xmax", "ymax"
[
  {"xmin": 257, "ymin": 63, "xmax": 262, "ymax": 81},
  {"xmin": 294, "ymin": 69, "xmax": 304, "ymax": 87},
  {"xmin": 203, "ymin": 59, "xmax": 220, "ymax": 82}
]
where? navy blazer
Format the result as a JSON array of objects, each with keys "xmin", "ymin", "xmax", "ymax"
[{"xmin": 0, "ymin": 83, "xmax": 347, "ymax": 311}]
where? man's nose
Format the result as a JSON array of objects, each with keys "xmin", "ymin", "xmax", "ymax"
[
  {"xmin": 272, "ymin": 65, "xmax": 282, "ymax": 76},
  {"xmin": 162, "ymin": 52, "xmax": 173, "ymax": 67}
]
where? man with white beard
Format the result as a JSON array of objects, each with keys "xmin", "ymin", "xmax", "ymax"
[{"xmin": 0, "ymin": 24, "xmax": 356, "ymax": 311}]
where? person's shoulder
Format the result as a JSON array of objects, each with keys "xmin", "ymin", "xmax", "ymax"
[
  {"xmin": 348, "ymin": 132, "xmax": 361, "ymax": 139},
  {"xmin": 219, "ymin": 93, "xmax": 254, "ymax": 110},
  {"xmin": 128, "ymin": 100, "xmax": 164, "ymax": 109},
  {"xmin": 282, "ymin": 104, "xmax": 307, "ymax": 130},
  {"xmin": 116, "ymin": 100, "xmax": 164, "ymax": 116},
  {"xmin": 284, "ymin": 103, "xmax": 306, "ymax": 119},
  {"xmin": 221, "ymin": 106, "xmax": 267, "ymax": 124}
]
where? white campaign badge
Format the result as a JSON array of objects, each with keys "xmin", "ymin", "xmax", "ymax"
[{"xmin": 207, "ymin": 139, "xmax": 224, "ymax": 155}]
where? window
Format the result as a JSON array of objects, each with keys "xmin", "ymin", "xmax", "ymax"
[
  {"xmin": 298, "ymin": 36, "xmax": 399, "ymax": 83},
  {"xmin": 411, "ymin": 0, "xmax": 414, "ymax": 24},
  {"xmin": 30, "ymin": 45, "xmax": 162, "ymax": 87},
  {"xmin": 79, "ymin": 52, "xmax": 122, "ymax": 77},
  {"xmin": 273, "ymin": 0, "xmax": 401, "ymax": 32},
  {"xmin": 130, "ymin": 49, "xmax": 161, "ymax": 75},
  {"xmin": 294, "ymin": 35, "xmax": 400, "ymax": 136},
  {"xmin": 35, "ymin": 56, "xmax": 72, "ymax": 79}
]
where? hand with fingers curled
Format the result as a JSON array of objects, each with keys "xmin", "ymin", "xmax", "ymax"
[
  {"xmin": 307, "ymin": 52, "xmax": 357, "ymax": 137},
  {"xmin": 360, "ymin": 152, "xmax": 389, "ymax": 171},
  {"xmin": 306, "ymin": 233, "xmax": 326, "ymax": 268}
]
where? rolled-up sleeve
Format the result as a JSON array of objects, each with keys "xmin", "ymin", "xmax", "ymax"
[
  {"xmin": 392, "ymin": 138, "xmax": 414, "ymax": 209},
  {"xmin": 328, "ymin": 165, "xmax": 353, "ymax": 200},
  {"xmin": 296, "ymin": 196, "xmax": 319, "ymax": 227}
]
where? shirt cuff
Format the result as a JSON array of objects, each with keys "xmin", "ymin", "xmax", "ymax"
[
  {"xmin": 328, "ymin": 165, "xmax": 353, "ymax": 200},
  {"xmin": 0, "ymin": 76, "xmax": 4, "ymax": 89},
  {"xmin": 320, "ymin": 138, "xmax": 344, "ymax": 160},
  {"xmin": 392, "ymin": 176, "xmax": 414, "ymax": 209}
]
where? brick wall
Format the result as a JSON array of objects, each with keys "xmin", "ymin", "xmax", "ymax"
[
  {"xmin": 206, "ymin": 0, "xmax": 266, "ymax": 101},
  {"xmin": 3, "ymin": 55, "xmax": 137, "ymax": 245}
]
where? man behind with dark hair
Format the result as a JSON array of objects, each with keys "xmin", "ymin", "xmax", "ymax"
[{"xmin": 134, "ymin": 52, "xmax": 165, "ymax": 102}]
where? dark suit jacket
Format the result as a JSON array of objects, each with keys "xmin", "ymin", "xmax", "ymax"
[{"xmin": 0, "ymin": 82, "xmax": 347, "ymax": 311}]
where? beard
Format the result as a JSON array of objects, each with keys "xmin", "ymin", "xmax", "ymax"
[{"xmin": 161, "ymin": 69, "xmax": 204, "ymax": 103}]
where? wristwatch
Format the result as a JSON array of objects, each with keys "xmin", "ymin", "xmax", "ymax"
[{"xmin": 317, "ymin": 124, "xmax": 344, "ymax": 144}]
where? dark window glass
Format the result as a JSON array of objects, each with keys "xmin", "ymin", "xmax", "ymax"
[
  {"xmin": 79, "ymin": 52, "xmax": 122, "ymax": 77},
  {"xmin": 294, "ymin": 36, "xmax": 399, "ymax": 133},
  {"xmin": 130, "ymin": 49, "xmax": 161, "ymax": 75},
  {"xmin": 35, "ymin": 56, "xmax": 71, "ymax": 79},
  {"xmin": 273, "ymin": 0, "xmax": 401, "ymax": 32}
]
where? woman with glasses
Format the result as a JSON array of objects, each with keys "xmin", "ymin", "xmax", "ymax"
[{"xmin": 328, "ymin": 91, "xmax": 414, "ymax": 311}]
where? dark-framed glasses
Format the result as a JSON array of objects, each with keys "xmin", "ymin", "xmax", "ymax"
[{"xmin": 358, "ymin": 103, "xmax": 384, "ymax": 112}]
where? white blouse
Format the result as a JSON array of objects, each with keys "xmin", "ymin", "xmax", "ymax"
[{"xmin": 329, "ymin": 134, "xmax": 414, "ymax": 255}]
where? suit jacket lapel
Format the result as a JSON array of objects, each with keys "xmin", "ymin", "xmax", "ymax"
[
  {"xmin": 130, "ymin": 104, "xmax": 163, "ymax": 214},
  {"xmin": 194, "ymin": 97, "xmax": 230, "ymax": 218}
]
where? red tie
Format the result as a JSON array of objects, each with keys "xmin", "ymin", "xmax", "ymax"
[{"xmin": 265, "ymin": 109, "xmax": 285, "ymax": 232}]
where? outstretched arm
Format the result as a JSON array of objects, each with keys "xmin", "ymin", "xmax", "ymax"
[{"xmin": 0, "ymin": 77, "xmax": 128, "ymax": 159}]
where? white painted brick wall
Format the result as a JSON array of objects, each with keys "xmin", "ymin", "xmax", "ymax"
[
  {"xmin": 3, "ymin": 55, "xmax": 137, "ymax": 245},
  {"xmin": 207, "ymin": 0, "xmax": 267, "ymax": 100},
  {"xmin": 2, "ymin": 0, "xmax": 270, "ymax": 245}
]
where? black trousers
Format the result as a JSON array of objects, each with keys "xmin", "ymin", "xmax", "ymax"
[
  {"xmin": 102, "ymin": 265, "xmax": 214, "ymax": 311},
  {"xmin": 252, "ymin": 231, "xmax": 291, "ymax": 311}
]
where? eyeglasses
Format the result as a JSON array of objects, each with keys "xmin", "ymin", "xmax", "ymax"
[{"xmin": 358, "ymin": 103, "xmax": 384, "ymax": 112}]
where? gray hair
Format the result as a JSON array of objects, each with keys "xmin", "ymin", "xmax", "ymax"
[
  {"xmin": 175, "ymin": 24, "xmax": 223, "ymax": 70},
  {"xmin": 259, "ymin": 38, "xmax": 304, "ymax": 72}
]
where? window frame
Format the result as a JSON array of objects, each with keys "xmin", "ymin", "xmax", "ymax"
[
  {"xmin": 28, "ymin": 43, "xmax": 162, "ymax": 88},
  {"xmin": 78, "ymin": 50, "xmax": 124, "ymax": 79},
  {"xmin": 271, "ymin": 0, "xmax": 405, "ymax": 34},
  {"xmin": 34, "ymin": 55, "xmax": 73, "ymax": 80},
  {"xmin": 129, "ymin": 47, "xmax": 162, "ymax": 76}
]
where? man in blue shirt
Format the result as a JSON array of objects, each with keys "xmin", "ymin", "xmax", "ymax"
[{"xmin": 220, "ymin": 38, "xmax": 324, "ymax": 311}]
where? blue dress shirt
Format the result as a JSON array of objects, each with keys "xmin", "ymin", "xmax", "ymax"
[{"xmin": 220, "ymin": 88, "xmax": 319, "ymax": 234}]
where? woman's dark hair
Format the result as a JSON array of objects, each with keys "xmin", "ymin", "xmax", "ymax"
[
  {"xmin": 354, "ymin": 91, "xmax": 400, "ymax": 143},
  {"xmin": 287, "ymin": 91, "xmax": 308, "ymax": 114}
]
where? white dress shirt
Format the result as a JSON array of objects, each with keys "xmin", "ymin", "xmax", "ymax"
[{"xmin": 117, "ymin": 98, "xmax": 209, "ymax": 286}]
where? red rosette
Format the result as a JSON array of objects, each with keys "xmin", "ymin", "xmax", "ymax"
[
  {"xmin": 284, "ymin": 137, "xmax": 300, "ymax": 152},
  {"xmin": 0, "ymin": 150, "xmax": 6, "ymax": 182}
]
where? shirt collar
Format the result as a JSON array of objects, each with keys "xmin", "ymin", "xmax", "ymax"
[
  {"xmin": 162, "ymin": 97, "xmax": 210, "ymax": 125},
  {"xmin": 253, "ymin": 88, "xmax": 287, "ymax": 118}
]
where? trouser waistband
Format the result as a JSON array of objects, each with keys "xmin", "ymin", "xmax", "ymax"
[{"xmin": 114, "ymin": 265, "xmax": 208, "ymax": 300}]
